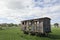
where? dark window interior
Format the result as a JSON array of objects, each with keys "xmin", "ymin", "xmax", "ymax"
[{"xmin": 22, "ymin": 22, "xmax": 24, "ymax": 25}]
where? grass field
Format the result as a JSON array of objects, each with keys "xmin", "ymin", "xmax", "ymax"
[{"xmin": 0, "ymin": 27, "xmax": 60, "ymax": 40}]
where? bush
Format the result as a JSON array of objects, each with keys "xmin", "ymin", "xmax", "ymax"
[{"xmin": 0, "ymin": 27, "xmax": 2, "ymax": 30}]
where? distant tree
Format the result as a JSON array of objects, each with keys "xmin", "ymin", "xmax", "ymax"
[
  {"xmin": 1, "ymin": 23, "xmax": 8, "ymax": 27},
  {"xmin": 10, "ymin": 23, "xmax": 14, "ymax": 26},
  {"xmin": 19, "ymin": 24, "xmax": 21, "ymax": 26},
  {"xmin": 54, "ymin": 23, "xmax": 59, "ymax": 28},
  {"xmin": 14, "ymin": 24, "xmax": 18, "ymax": 27},
  {"xmin": 7, "ymin": 23, "xmax": 14, "ymax": 27}
]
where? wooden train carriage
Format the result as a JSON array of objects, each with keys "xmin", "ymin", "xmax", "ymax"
[{"xmin": 21, "ymin": 17, "xmax": 51, "ymax": 35}]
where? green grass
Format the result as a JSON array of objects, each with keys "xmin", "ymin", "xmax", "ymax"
[{"xmin": 0, "ymin": 27, "xmax": 60, "ymax": 40}]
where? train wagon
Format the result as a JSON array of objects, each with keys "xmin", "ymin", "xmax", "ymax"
[{"xmin": 21, "ymin": 17, "xmax": 51, "ymax": 35}]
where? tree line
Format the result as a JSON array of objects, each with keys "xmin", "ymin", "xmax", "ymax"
[{"xmin": 0, "ymin": 23, "xmax": 19, "ymax": 27}]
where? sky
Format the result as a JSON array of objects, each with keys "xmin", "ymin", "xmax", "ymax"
[{"xmin": 0, "ymin": 0, "xmax": 60, "ymax": 24}]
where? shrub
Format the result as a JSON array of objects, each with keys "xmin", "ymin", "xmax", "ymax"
[{"xmin": 0, "ymin": 26, "xmax": 2, "ymax": 30}]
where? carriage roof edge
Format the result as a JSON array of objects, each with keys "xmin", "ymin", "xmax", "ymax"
[{"xmin": 21, "ymin": 17, "xmax": 51, "ymax": 22}]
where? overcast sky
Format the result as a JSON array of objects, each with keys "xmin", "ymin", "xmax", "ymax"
[{"xmin": 0, "ymin": 0, "xmax": 60, "ymax": 24}]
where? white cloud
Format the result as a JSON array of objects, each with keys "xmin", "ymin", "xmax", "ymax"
[{"xmin": 0, "ymin": 0, "xmax": 60, "ymax": 24}]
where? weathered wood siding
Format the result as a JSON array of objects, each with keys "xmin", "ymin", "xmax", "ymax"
[
  {"xmin": 43, "ymin": 19, "xmax": 51, "ymax": 33},
  {"xmin": 21, "ymin": 17, "xmax": 51, "ymax": 34},
  {"xmin": 31, "ymin": 21, "xmax": 36, "ymax": 32},
  {"xmin": 39, "ymin": 21, "xmax": 44, "ymax": 33}
]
